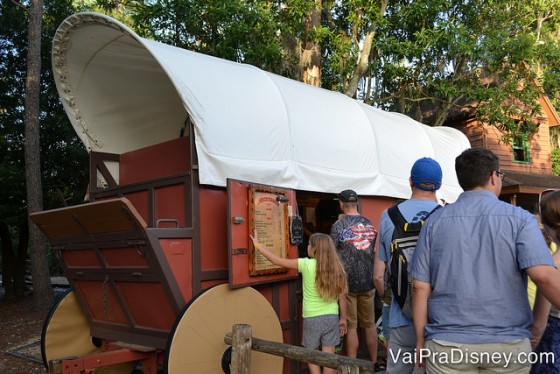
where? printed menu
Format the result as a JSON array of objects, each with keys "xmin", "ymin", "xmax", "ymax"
[{"xmin": 248, "ymin": 186, "xmax": 289, "ymax": 276}]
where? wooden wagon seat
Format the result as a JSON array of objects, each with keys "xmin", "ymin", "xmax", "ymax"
[{"xmin": 30, "ymin": 198, "xmax": 186, "ymax": 349}]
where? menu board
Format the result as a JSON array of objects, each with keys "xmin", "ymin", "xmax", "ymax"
[{"xmin": 248, "ymin": 186, "xmax": 289, "ymax": 276}]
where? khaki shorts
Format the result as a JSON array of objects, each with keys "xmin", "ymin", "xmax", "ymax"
[
  {"xmin": 425, "ymin": 338, "xmax": 532, "ymax": 374},
  {"xmin": 345, "ymin": 290, "xmax": 375, "ymax": 329}
]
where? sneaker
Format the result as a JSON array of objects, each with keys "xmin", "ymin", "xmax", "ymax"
[{"xmin": 374, "ymin": 361, "xmax": 386, "ymax": 372}]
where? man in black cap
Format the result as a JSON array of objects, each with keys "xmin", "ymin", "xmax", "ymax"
[{"xmin": 330, "ymin": 189, "xmax": 380, "ymax": 369}]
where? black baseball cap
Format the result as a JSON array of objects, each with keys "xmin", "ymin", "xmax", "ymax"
[{"xmin": 336, "ymin": 189, "xmax": 358, "ymax": 202}]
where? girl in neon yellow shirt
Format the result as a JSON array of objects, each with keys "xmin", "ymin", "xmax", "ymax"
[{"xmin": 251, "ymin": 233, "xmax": 347, "ymax": 374}]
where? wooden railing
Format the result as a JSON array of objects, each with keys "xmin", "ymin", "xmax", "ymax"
[{"xmin": 224, "ymin": 324, "xmax": 376, "ymax": 374}]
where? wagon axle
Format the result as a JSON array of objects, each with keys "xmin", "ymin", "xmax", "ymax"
[{"xmin": 48, "ymin": 344, "xmax": 161, "ymax": 374}]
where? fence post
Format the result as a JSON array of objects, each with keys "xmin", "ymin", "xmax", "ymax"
[
  {"xmin": 338, "ymin": 365, "xmax": 361, "ymax": 373},
  {"xmin": 225, "ymin": 324, "xmax": 375, "ymax": 373},
  {"xmin": 230, "ymin": 324, "xmax": 252, "ymax": 374}
]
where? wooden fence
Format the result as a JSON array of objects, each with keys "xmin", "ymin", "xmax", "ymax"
[{"xmin": 224, "ymin": 324, "xmax": 376, "ymax": 374}]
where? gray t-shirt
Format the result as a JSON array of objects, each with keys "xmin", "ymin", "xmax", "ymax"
[
  {"xmin": 410, "ymin": 190, "xmax": 556, "ymax": 343},
  {"xmin": 330, "ymin": 214, "xmax": 377, "ymax": 293}
]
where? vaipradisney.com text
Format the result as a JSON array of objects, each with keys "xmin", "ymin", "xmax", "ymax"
[{"xmin": 389, "ymin": 348, "xmax": 554, "ymax": 368}]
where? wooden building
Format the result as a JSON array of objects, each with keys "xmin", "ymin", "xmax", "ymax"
[{"xmin": 446, "ymin": 94, "xmax": 560, "ymax": 212}]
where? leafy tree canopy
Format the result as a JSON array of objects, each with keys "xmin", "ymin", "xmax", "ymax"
[
  {"xmin": 2, "ymin": 0, "xmax": 560, "ymax": 222},
  {"xmin": 1, "ymin": 0, "xmax": 88, "ymax": 225},
  {"xmin": 88, "ymin": 0, "xmax": 560, "ymax": 144}
]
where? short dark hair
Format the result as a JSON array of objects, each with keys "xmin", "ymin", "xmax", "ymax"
[{"xmin": 455, "ymin": 148, "xmax": 500, "ymax": 191}]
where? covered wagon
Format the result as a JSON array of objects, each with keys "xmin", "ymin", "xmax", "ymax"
[{"xmin": 31, "ymin": 12, "xmax": 470, "ymax": 374}]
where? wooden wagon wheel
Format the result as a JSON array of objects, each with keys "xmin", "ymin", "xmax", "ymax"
[
  {"xmin": 41, "ymin": 289, "xmax": 136, "ymax": 373},
  {"xmin": 164, "ymin": 284, "xmax": 283, "ymax": 373}
]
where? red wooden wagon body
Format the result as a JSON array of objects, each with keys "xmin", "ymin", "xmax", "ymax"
[{"xmin": 30, "ymin": 12, "xmax": 470, "ymax": 374}]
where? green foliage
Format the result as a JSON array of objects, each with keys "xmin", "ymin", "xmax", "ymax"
[
  {"xmin": 552, "ymin": 148, "xmax": 560, "ymax": 176},
  {"xmin": 86, "ymin": 0, "xmax": 560, "ymax": 145},
  {"xmin": 361, "ymin": 0, "xmax": 560, "ymax": 143},
  {"xmin": 1, "ymin": 2, "xmax": 32, "ymax": 228},
  {"xmin": 128, "ymin": 0, "xmax": 285, "ymax": 73},
  {"xmin": 1, "ymin": 0, "xmax": 88, "ymax": 254}
]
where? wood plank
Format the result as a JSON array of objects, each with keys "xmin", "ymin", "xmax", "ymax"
[{"xmin": 30, "ymin": 198, "xmax": 146, "ymax": 239}]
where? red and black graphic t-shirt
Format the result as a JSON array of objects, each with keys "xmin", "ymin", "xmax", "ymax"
[{"xmin": 330, "ymin": 215, "xmax": 377, "ymax": 293}]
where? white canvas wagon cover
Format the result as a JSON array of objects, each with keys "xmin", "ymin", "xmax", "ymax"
[{"xmin": 52, "ymin": 13, "xmax": 470, "ymax": 202}]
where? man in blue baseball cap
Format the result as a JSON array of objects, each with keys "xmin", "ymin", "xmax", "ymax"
[
  {"xmin": 410, "ymin": 157, "xmax": 442, "ymax": 192},
  {"xmin": 411, "ymin": 148, "xmax": 560, "ymax": 373},
  {"xmin": 375, "ymin": 157, "xmax": 442, "ymax": 373}
]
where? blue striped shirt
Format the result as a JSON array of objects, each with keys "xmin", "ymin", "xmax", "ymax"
[{"xmin": 410, "ymin": 190, "xmax": 555, "ymax": 343}]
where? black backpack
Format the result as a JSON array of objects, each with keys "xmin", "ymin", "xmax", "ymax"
[{"xmin": 388, "ymin": 203, "xmax": 440, "ymax": 319}]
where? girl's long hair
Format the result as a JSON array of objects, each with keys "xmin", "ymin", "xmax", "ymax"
[
  {"xmin": 309, "ymin": 233, "xmax": 348, "ymax": 300},
  {"xmin": 540, "ymin": 189, "xmax": 560, "ymax": 241}
]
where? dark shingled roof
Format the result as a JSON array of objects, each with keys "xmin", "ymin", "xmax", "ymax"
[{"xmin": 502, "ymin": 170, "xmax": 560, "ymax": 190}]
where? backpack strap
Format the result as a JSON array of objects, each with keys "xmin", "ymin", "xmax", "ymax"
[
  {"xmin": 388, "ymin": 203, "xmax": 441, "ymax": 227},
  {"xmin": 387, "ymin": 204, "xmax": 407, "ymax": 228}
]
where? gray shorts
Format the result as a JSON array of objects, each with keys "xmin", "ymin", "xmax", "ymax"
[
  {"xmin": 302, "ymin": 314, "xmax": 340, "ymax": 349},
  {"xmin": 387, "ymin": 324, "xmax": 416, "ymax": 373}
]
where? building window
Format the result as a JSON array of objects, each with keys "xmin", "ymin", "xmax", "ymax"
[{"xmin": 512, "ymin": 133, "xmax": 530, "ymax": 163}]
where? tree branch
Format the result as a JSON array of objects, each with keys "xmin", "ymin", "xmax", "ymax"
[{"xmin": 10, "ymin": 0, "xmax": 28, "ymax": 13}]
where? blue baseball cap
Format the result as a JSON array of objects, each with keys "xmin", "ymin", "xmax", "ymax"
[{"xmin": 411, "ymin": 157, "xmax": 442, "ymax": 191}]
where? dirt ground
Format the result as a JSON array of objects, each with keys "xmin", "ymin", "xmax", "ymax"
[{"xmin": 0, "ymin": 295, "xmax": 49, "ymax": 373}]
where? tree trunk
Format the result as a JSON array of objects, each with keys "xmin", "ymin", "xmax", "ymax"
[
  {"xmin": 344, "ymin": 0, "xmax": 388, "ymax": 98},
  {"xmin": 344, "ymin": 30, "xmax": 375, "ymax": 98},
  {"xmin": 24, "ymin": 0, "xmax": 54, "ymax": 310},
  {"xmin": 301, "ymin": 0, "xmax": 322, "ymax": 87},
  {"xmin": 431, "ymin": 100, "xmax": 453, "ymax": 127}
]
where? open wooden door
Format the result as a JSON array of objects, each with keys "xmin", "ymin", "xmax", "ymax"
[{"xmin": 227, "ymin": 179, "xmax": 299, "ymax": 288}]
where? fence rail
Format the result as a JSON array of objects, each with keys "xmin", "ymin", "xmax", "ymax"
[{"xmin": 224, "ymin": 324, "xmax": 375, "ymax": 374}]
